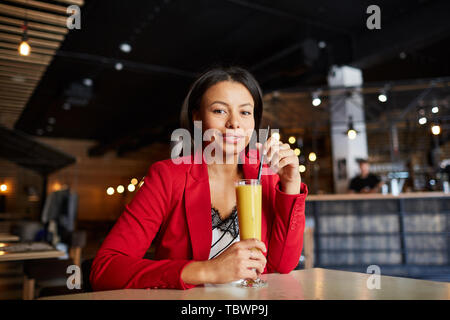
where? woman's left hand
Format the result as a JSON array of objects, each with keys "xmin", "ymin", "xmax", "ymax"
[{"xmin": 256, "ymin": 136, "xmax": 301, "ymax": 194}]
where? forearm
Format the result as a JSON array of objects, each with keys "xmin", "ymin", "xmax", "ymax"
[
  {"xmin": 90, "ymin": 251, "xmax": 196, "ymax": 290},
  {"xmin": 180, "ymin": 260, "xmax": 214, "ymax": 285},
  {"xmin": 267, "ymin": 182, "xmax": 307, "ymax": 273},
  {"xmin": 280, "ymin": 178, "xmax": 301, "ymax": 195}
]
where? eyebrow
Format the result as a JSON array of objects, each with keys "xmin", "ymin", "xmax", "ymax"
[{"xmin": 210, "ymin": 101, "xmax": 253, "ymax": 107}]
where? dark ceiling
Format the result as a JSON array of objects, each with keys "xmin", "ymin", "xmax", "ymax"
[{"xmin": 13, "ymin": 0, "xmax": 450, "ymax": 156}]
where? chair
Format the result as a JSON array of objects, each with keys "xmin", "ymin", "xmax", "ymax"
[
  {"xmin": 22, "ymin": 230, "xmax": 87, "ymax": 299},
  {"xmin": 21, "ymin": 189, "xmax": 87, "ymax": 299}
]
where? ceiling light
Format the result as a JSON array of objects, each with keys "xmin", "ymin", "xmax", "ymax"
[
  {"xmin": 431, "ymin": 106, "xmax": 439, "ymax": 114},
  {"xmin": 308, "ymin": 152, "xmax": 317, "ymax": 162},
  {"xmin": 117, "ymin": 185, "xmax": 125, "ymax": 194},
  {"xmin": 378, "ymin": 92, "xmax": 387, "ymax": 102},
  {"xmin": 18, "ymin": 21, "xmax": 30, "ymax": 56},
  {"xmin": 294, "ymin": 148, "xmax": 301, "ymax": 156},
  {"xmin": 346, "ymin": 116, "xmax": 358, "ymax": 140},
  {"xmin": 288, "ymin": 136, "xmax": 296, "ymax": 144},
  {"xmin": 347, "ymin": 129, "xmax": 357, "ymax": 140},
  {"xmin": 128, "ymin": 184, "xmax": 136, "ymax": 192},
  {"xmin": 0, "ymin": 184, "xmax": 7, "ymax": 192},
  {"xmin": 431, "ymin": 125, "xmax": 441, "ymax": 135},
  {"xmin": 19, "ymin": 40, "xmax": 30, "ymax": 56},
  {"xmin": 120, "ymin": 43, "xmax": 132, "ymax": 53},
  {"xmin": 312, "ymin": 98, "xmax": 321, "ymax": 107},
  {"xmin": 115, "ymin": 62, "xmax": 123, "ymax": 71},
  {"xmin": 312, "ymin": 91, "xmax": 322, "ymax": 106},
  {"xmin": 83, "ymin": 78, "xmax": 93, "ymax": 87},
  {"xmin": 418, "ymin": 117, "xmax": 427, "ymax": 125},
  {"xmin": 299, "ymin": 165, "xmax": 306, "ymax": 173}
]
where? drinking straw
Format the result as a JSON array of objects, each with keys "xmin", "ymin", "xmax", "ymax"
[{"xmin": 257, "ymin": 125, "xmax": 270, "ymax": 181}]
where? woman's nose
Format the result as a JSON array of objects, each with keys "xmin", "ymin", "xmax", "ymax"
[{"xmin": 226, "ymin": 111, "xmax": 240, "ymax": 129}]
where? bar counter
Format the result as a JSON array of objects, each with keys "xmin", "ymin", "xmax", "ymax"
[
  {"xmin": 306, "ymin": 192, "xmax": 450, "ymax": 201},
  {"xmin": 304, "ymin": 192, "xmax": 450, "ymax": 281}
]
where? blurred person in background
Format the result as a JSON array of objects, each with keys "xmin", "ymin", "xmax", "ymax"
[{"xmin": 348, "ymin": 159, "xmax": 382, "ymax": 193}]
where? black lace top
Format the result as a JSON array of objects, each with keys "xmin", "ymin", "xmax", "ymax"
[{"xmin": 209, "ymin": 206, "xmax": 240, "ymax": 259}]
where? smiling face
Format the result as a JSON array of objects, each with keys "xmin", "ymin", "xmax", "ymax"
[{"xmin": 193, "ymin": 80, "xmax": 255, "ymax": 159}]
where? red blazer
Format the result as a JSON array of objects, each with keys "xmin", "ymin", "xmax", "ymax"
[{"xmin": 90, "ymin": 150, "xmax": 308, "ymax": 290}]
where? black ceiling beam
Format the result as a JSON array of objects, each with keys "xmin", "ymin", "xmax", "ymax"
[
  {"xmin": 0, "ymin": 125, "xmax": 75, "ymax": 176},
  {"xmin": 87, "ymin": 118, "xmax": 177, "ymax": 158},
  {"xmin": 350, "ymin": 0, "xmax": 450, "ymax": 69},
  {"xmin": 88, "ymin": 126, "xmax": 163, "ymax": 157},
  {"xmin": 55, "ymin": 50, "xmax": 197, "ymax": 78},
  {"xmin": 225, "ymin": 0, "xmax": 349, "ymax": 34}
]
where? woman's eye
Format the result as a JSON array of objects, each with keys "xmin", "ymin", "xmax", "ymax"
[
  {"xmin": 213, "ymin": 109, "xmax": 226, "ymax": 114},
  {"xmin": 242, "ymin": 111, "xmax": 252, "ymax": 115}
]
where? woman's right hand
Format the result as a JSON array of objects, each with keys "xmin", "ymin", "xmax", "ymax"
[{"xmin": 207, "ymin": 239, "xmax": 267, "ymax": 284}]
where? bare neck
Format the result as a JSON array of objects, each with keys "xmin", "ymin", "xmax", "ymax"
[{"xmin": 207, "ymin": 162, "xmax": 243, "ymax": 180}]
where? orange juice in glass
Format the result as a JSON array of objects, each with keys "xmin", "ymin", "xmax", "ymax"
[{"xmin": 235, "ymin": 179, "xmax": 266, "ymax": 287}]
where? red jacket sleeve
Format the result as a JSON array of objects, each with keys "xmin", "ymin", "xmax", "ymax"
[
  {"xmin": 266, "ymin": 174, "xmax": 308, "ymax": 274},
  {"xmin": 89, "ymin": 162, "xmax": 196, "ymax": 290}
]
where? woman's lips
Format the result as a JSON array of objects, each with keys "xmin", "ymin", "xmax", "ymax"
[{"xmin": 222, "ymin": 135, "xmax": 244, "ymax": 144}]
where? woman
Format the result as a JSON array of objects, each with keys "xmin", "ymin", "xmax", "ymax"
[{"xmin": 90, "ymin": 67, "xmax": 308, "ymax": 290}]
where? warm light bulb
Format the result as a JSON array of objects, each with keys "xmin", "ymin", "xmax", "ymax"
[
  {"xmin": 431, "ymin": 106, "xmax": 439, "ymax": 114},
  {"xmin": 131, "ymin": 178, "xmax": 138, "ymax": 185},
  {"xmin": 0, "ymin": 184, "xmax": 7, "ymax": 192},
  {"xmin": 378, "ymin": 94, "xmax": 387, "ymax": 102},
  {"xmin": 308, "ymin": 152, "xmax": 317, "ymax": 162},
  {"xmin": 288, "ymin": 136, "xmax": 296, "ymax": 144},
  {"xmin": 299, "ymin": 165, "xmax": 306, "ymax": 173},
  {"xmin": 431, "ymin": 125, "xmax": 441, "ymax": 135},
  {"xmin": 117, "ymin": 185, "xmax": 125, "ymax": 193},
  {"xmin": 294, "ymin": 148, "xmax": 301, "ymax": 156},
  {"xmin": 19, "ymin": 41, "xmax": 30, "ymax": 56},
  {"xmin": 128, "ymin": 184, "xmax": 135, "ymax": 192},
  {"xmin": 52, "ymin": 182, "xmax": 61, "ymax": 191},
  {"xmin": 347, "ymin": 129, "xmax": 357, "ymax": 140},
  {"xmin": 106, "ymin": 187, "xmax": 114, "ymax": 195}
]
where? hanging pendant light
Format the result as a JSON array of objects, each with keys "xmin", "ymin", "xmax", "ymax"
[
  {"xmin": 346, "ymin": 116, "xmax": 358, "ymax": 140},
  {"xmin": 19, "ymin": 21, "xmax": 31, "ymax": 56}
]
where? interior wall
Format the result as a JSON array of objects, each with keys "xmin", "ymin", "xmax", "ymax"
[{"xmin": 0, "ymin": 136, "xmax": 171, "ymax": 222}]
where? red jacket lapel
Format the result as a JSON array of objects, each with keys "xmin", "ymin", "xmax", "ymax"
[
  {"xmin": 184, "ymin": 151, "xmax": 212, "ymax": 261},
  {"xmin": 183, "ymin": 149, "xmax": 262, "ymax": 261}
]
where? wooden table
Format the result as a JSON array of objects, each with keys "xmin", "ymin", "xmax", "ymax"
[
  {"xmin": 0, "ymin": 249, "xmax": 65, "ymax": 262},
  {"xmin": 40, "ymin": 268, "xmax": 450, "ymax": 300},
  {"xmin": 0, "ymin": 233, "xmax": 19, "ymax": 242}
]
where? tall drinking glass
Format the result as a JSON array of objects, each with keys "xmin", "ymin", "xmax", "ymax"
[{"xmin": 235, "ymin": 179, "xmax": 267, "ymax": 288}]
